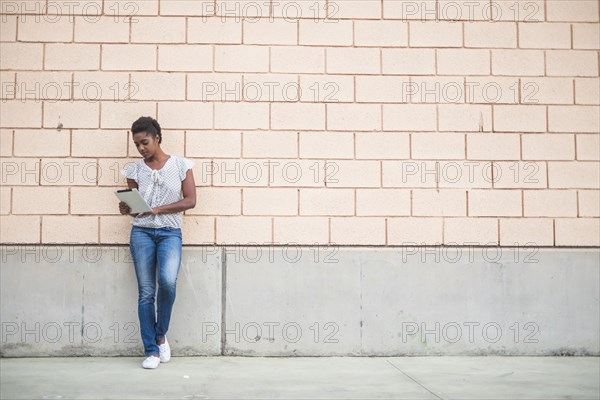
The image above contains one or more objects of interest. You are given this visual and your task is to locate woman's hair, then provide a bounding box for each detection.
[131,116,162,144]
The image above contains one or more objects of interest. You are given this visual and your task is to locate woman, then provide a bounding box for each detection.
[118,116,196,369]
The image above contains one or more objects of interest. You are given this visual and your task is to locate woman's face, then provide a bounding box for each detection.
[132,131,159,159]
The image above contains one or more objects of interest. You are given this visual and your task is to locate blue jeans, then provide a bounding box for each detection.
[129,226,182,357]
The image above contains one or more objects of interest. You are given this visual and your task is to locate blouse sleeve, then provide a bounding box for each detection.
[179,157,195,181]
[120,162,138,182]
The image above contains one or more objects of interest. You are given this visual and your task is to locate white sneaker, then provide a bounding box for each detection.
[159,336,171,363]
[142,355,160,369]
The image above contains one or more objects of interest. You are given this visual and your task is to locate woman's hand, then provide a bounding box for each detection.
[119,201,132,215]
[135,208,160,218]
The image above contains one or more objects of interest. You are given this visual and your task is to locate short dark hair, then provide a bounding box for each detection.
[131,116,162,144]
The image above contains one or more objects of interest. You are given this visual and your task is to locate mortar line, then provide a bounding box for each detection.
[386,360,445,400]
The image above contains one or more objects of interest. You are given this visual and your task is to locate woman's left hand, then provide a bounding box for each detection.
[135,208,160,218]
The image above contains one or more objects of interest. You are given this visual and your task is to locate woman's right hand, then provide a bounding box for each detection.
[119,201,132,215]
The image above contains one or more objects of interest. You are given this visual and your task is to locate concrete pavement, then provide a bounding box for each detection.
[1,356,599,399]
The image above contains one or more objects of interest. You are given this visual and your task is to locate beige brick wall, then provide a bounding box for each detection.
[0,0,598,246]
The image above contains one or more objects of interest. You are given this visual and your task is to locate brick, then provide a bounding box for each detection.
[324,160,380,188]
[524,190,577,217]
[215,45,269,72]
[409,77,465,103]
[99,216,132,244]
[500,218,553,246]
[548,106,600,133]
[334,0,381,19]
[328,104,381,131]
[492,50,544,76]
[102,44,156,71]
[75,16,129,43]
[518,23,571,49]
[1,72,15,100]
[382,160,438,188]
[0,129,13,156]
[355,20,408,46]
[215,0,270,18]
[577,134,600,160]
[0,216,40,243]
[438,104,492,132]
[355,133,410,160]
[413,189,467,216]
[573,24,600,49]
[14,129,70,156]
[356,76,411,103]
[464,22,517,48]
[130,72,186,101]
[71,187,121,214]
[382,49,435,75]
[40,158,98,186]
[490,0,544,22]
[12,187,68,214]
[493,162,547,189]
[467,133,520,160]
[299,189,354,216]
[410,21,462,47]
[272,103,324,130]
[269,160,326,188]
[0,101,42,128]
[43,101,99,129]
[331,217,385,245]
[437,49,490,75]
[546,51,599,77]
[549,162,600,189]
[212,159,270,187]
[188,17,242,44]
[16,71,72,101]
[45,44,100,70]
[17,15,73,42]
[575,78,600,104]
[243,18,297,45]
[242,73,299,102]
[100,101,155,129]
[327,48,380,74]
[243,131,297,158]
[273,217,328,244]
[522,134,574,160]
[465,77,520,104]
[271,0,326,19]
[520,78,573,105]
[555,218,600,246]
[104,1,158,16]
[73,71,130,101]
[187,73,242,101]
[388,217,443,245]
[216,216,272,244]
[299,20,353,46]
[159,130,185,157]
[186,131,240,158]
[469,189,521,217]
[444,217,498,245]
[243,188,297,216]
[0,158,40,185]
[383,104,436,131]
[159,0,214,16]
[412,133,465,159]
[99,159,135,186]
[0,15,17,41]
[0,43,43,70]
[42,216,98,243]
[0,186,10,214]
[299,74,354,102]
[437,0,491,21]
[299,132,353,159]
[494,105,547,132]
[271,46,325,73]
[184,187,240,216]
[72,130,128,157]
[158,45,213,71]
[579,190,600,217]
[356,189,410,216]
[383,0,437,20]
[437,161,493,189]
[159,102,213,129]
[131,17,185,43]
[546,0,599,22]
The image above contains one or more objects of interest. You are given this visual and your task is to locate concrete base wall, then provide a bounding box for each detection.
[1,246,599,357]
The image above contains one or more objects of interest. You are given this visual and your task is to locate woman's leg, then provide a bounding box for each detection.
[129,226,160,357]
[155,228,183,342]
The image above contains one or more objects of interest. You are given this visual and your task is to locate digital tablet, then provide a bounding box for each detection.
[114,188,152,214]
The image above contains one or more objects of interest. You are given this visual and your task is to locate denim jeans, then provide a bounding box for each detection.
[129,225,182,357]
